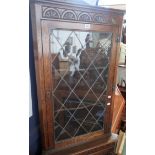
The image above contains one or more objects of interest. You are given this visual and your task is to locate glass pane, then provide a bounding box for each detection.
[50,29,113,142]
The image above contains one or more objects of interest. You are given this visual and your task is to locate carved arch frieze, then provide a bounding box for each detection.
[78,13,92,22]
[43,8,60,19]
[62,10,77,20]
[42,6,113,24]
[93,14,107,23]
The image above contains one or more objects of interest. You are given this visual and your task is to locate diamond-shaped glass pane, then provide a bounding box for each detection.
[50,29,112,142]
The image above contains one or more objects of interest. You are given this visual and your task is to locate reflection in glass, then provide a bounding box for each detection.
[50,30,113,142]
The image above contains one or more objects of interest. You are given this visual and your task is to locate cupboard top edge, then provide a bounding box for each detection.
[30,0,125,16]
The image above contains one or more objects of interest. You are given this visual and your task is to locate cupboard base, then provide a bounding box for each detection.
[42,133,118,155]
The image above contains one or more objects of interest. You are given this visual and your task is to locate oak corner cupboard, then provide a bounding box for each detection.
[30,0,125,154]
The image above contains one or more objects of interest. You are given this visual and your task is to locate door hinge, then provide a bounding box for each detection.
[116,35,120,43]
[112,85,116,92]
[46,90,51,100]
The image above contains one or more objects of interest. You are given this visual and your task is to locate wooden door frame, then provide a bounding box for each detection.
[41,20,119,149]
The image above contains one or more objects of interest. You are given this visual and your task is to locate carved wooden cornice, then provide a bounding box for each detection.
[42,6,116,24]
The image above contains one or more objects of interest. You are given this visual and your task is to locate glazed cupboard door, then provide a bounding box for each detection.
[41,20,119,149]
